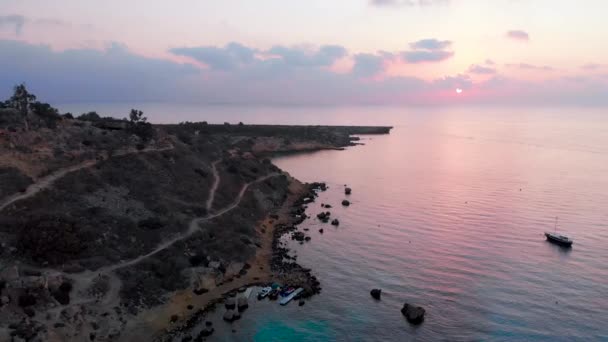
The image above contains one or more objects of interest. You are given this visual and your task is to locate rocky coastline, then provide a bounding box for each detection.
[0,103,392,341]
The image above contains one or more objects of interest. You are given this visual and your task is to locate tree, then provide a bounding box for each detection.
[129,109,147,124]
[77,111,101,122]
[8,84,36,131]
[127,109,154,141]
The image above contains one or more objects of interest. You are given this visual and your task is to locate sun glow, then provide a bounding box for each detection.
[456,88,463,94]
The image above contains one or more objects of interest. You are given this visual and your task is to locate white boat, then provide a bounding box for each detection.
[279,288,304,306]
[257,287,272,300]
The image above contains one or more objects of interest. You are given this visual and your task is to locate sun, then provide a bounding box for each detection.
[456,88,463,94]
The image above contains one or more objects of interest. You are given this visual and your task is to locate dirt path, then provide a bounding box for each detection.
[120,176,307,341]
[204,159,222,212]
[0,145,173,212]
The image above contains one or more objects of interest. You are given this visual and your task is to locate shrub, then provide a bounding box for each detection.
[17,215,87,264]
[77,112,101,122]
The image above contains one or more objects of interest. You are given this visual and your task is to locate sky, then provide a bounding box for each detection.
[0,0,607,105]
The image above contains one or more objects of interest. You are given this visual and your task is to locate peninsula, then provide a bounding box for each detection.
[0,86,391,341]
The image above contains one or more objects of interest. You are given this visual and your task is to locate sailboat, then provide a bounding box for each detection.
[545,217,573,247]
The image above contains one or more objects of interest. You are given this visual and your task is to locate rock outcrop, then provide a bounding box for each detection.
[401,303,425,325]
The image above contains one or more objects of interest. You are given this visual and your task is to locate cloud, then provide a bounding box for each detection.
[485,59,496,65]
[581,63,603,70]
[506,63,554,71]
[401,38,454,63]
[267,44,347,67]
[506,30,530,41]
[170,42,257,71]
[409,39,451,50]
[352,53,385,77]
[0,40,199,103]
[2,39,607,107]
[0,15,25,35]
[433,74,472,90]
[468,64,496,75]
[402,50,453,63]
[370,0,449,7]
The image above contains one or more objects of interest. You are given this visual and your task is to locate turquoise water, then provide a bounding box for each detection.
[75,104,606,341]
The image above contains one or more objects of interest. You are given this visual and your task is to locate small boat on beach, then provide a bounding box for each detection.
[257,287,272,300]
[268,289,279,300]
[280,288,304,306]
[545,217,573,247]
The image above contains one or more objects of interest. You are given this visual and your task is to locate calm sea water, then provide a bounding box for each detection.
[62,104,608,341]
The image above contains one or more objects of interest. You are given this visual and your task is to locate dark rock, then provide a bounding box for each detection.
[319,229,324,233]
[370,289,381,300]
[193,288,208,295]
[331,219,340,226]
[223,310,235,322]
[52,290,70,305]
[182,336,192,342]
[198,327,214,337]
[24,307,35,317]
[345,187,352,195]
[225,298,236,310]
[18,293,36,307]
[237,297,249,311]
[187,305,193,310]
[299,300,305,306]
[170,314,179,323]
[205,321,213,327]
[90,332,96,341]
[304,236,311,242]
[401,303,425,325]
[341,200,350,206]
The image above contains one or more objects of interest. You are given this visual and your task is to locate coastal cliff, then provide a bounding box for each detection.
[0,105,391,341]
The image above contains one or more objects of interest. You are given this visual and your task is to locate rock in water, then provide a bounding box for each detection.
[401,303,425,325]
[299,300,305,306]
[370,289,382,300]
[223,310,235,322]
[237,297,249,311]
[331,219,340,226]
[225,298,236,310]
[345,187,352,195]
[198,326,214,337]
[342,200,350,207]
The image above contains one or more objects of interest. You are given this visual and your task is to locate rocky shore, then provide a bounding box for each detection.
[0,102,392,341]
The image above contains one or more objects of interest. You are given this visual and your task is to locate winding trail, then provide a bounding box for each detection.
[0,145,174,212]
[204,159,222,212]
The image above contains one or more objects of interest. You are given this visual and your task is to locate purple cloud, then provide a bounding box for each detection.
[506,30,530,41]
[468,64,496,74]
[170,42,257,71]
[506,63,554,71]
[402,50,453,63]
[0,15,25,35]
[410,39,451,50]
[352,53,385,77]
[267,44,347,67]
[401,38,454,63]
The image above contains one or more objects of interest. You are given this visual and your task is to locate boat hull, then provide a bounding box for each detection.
[545,233,573,247]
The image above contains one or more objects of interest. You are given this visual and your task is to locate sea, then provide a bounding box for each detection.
[59,104,608,341]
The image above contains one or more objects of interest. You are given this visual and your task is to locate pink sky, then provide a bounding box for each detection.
[0,0,607,105]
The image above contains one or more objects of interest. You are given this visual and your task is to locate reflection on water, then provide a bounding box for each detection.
[192,106,608,341]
